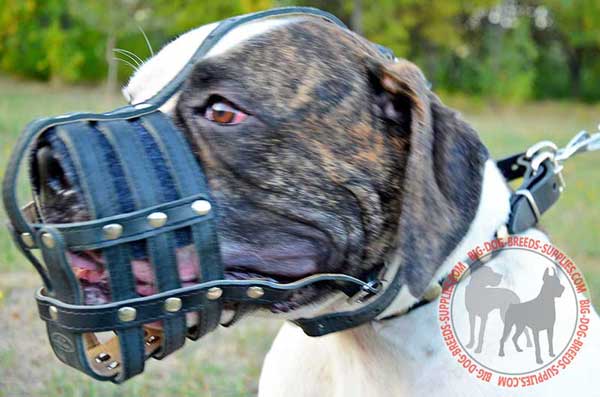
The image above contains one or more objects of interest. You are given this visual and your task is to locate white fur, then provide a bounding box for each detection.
[124,17,295,113]
[259,161,600,397]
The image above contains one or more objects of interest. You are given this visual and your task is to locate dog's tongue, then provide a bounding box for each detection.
[68,245,201,304]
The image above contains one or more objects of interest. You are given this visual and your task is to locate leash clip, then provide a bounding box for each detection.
[555,130,600,163]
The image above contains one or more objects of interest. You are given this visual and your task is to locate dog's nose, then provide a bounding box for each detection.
[35,145,71,204]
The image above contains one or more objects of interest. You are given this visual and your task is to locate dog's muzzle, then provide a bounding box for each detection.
[1,7,399,383]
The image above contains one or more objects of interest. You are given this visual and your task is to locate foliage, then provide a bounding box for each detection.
[0,0,105,83]
[0,0,599,101]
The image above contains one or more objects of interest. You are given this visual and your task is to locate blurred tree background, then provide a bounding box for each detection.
[0,0,598,102]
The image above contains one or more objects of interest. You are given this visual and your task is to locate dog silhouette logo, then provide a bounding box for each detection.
[499,268,565,364]
[464,265,533,354]
[438,240,589,386]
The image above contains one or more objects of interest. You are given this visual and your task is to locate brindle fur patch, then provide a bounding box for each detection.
[175,18,487,296]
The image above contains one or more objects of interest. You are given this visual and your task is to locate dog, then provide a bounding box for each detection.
[499,268,565,364]
[32,13,600,397]
[464,265,531,354]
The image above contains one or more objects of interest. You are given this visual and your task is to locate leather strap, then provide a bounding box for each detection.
[100,120,187,359]
[141,113,224,339]
[496,153,563,234]
[36,274,370,332]
[60,122,147,380]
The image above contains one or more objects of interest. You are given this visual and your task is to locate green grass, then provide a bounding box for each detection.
[0,78,599,396]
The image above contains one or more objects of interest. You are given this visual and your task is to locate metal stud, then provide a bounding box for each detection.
[95,352,111,363]
[206,287,223,300]
[107,361,120,370]
[191,200,211,216]
[49,305,58,320]
[21,232,34,248]
[147,212,168,228]
[423,283,442,302]
[496,224,509,244]
[102,224,123,240]
[164,297,182,313]
[117,307,137,322]
[246,286,264,299]
[41,232,55,249]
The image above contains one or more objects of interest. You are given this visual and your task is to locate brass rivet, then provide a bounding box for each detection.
[49,305,58,320]
[102,224,123,240]
[147,212,168,228]
[41,232,55,249]
[118,307,137,322]
[191,200,211,216]
[247,286,264,299]
[21,232,35,248]
[164,297,182,313]
[95,352,111,363]
[206,287,223,300]
[107,361,120,370]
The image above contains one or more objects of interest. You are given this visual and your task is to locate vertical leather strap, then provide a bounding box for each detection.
[98,120,187,358]
[141,113,223,338]
[57,124,146,381]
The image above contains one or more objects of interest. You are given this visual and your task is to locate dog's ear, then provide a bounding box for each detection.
[544,268,550,280]
[368,58,489,298]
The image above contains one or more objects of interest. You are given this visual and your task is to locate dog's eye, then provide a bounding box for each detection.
[203,99,247,125]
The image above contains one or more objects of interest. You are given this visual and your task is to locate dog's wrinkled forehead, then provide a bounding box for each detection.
[124,16,299,111]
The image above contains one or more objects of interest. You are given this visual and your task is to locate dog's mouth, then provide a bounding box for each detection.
[68,237,328,317]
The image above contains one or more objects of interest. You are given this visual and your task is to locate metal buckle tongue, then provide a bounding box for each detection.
[351,279,383,303]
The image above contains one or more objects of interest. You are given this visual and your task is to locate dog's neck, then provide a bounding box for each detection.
[293,159,515,394]
[375,159,512,319]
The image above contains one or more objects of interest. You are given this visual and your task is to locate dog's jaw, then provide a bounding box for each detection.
[123,17,296,113]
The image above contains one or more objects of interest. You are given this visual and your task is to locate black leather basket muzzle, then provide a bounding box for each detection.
[5,102,226,382]
[2,7,399,383]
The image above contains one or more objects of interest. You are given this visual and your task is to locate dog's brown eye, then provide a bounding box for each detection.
[204,101,247,125]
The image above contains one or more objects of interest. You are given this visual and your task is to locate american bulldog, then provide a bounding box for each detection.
[36,13,600,397]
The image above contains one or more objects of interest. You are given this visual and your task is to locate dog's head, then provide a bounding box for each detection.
[469,265,503,288]
[33,16,487,316]
[542,268,565,298]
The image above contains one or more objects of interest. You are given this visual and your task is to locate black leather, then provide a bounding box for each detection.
[496,154,563,234]
[36,274,369,332]
[507,159,562,234]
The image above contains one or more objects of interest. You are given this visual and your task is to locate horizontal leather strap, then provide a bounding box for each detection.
[27,193,212,251]
[36,273,370,332]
